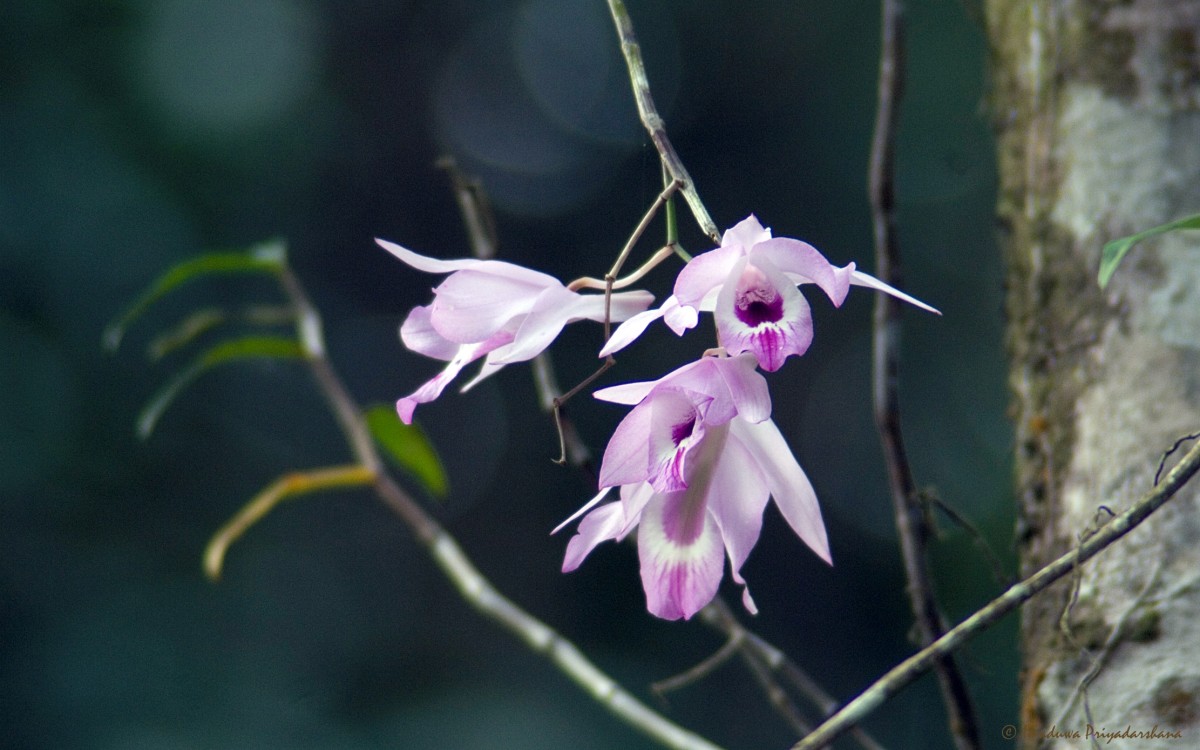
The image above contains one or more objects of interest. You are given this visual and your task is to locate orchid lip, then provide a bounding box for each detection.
[735,295,784,326]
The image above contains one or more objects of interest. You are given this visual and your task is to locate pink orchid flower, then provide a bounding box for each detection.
[378,239,655,423]
[555,354,830,620]
[600,215,939,371]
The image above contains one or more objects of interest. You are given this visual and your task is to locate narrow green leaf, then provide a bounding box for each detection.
[137,335,304,439]
[148,308,227,361]
[105,240,287,351]
[147,304,297,361]
[364,404,449,498]
[1099,213,1200,289]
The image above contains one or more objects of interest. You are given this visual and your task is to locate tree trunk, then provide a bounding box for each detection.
[987,1,1200,746]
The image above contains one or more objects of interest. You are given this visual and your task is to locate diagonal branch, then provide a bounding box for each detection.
[867,1,979,748]
[791,436,1200,749]
[273,262,725,750]
[607,0,720,243]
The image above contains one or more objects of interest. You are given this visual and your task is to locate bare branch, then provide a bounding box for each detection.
[790,436,1200,749]
[606,0,719,243]
[867,1,979,747]
[267,265,728,750]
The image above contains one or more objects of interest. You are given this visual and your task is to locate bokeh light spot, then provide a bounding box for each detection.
[133,0,319,139]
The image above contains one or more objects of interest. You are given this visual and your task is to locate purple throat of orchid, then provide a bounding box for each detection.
[734,286,783,327]
[671,415,697,446]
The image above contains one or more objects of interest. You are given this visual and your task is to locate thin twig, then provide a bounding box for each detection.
[530,353,593,471]
[924,490,1014,588]
[1155,432,1200,485]
[652,633,744,700]
[606,0,719,243]
[551,179,683,464]
[271,267,725,750]
[436,156,498,259]
[699,598,888,750]
[1050,559,1163,731]
[867,1,979,747]
[790,436,1200,749]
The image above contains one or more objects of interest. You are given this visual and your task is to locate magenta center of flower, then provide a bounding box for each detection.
[734,284,782,327]
[671,415,697,446]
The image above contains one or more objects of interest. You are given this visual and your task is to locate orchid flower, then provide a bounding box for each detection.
[378,239,654,423]
[555,354,830,620]
[600,215,939,371]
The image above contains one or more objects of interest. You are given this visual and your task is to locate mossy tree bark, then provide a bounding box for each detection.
[986,1,1200,746]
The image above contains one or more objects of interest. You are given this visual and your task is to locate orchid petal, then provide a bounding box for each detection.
[720,215,772,250]
[598,306,664,357]
[638,492,725,620]
[618,481,656,522]
[429,269,546,343]
[715,256,813,372]
[730,418,831,564]
[662,294,700,335]
[554,486,614,536]
[753,237,853,307]
[396,351,474,424]
[562,501,626,572]
[704,354,771,424]
[707,435,770,612]
[487,286,578,364]
[593,376,666,405]
[646,390,709,493]
[850,269,941,315]
[568,289,656,325]
[599,399,657,488]
[376,238,558,286]
[458,357,506,392]
[399,305,459,361]
[672,242,744,311]
[595,355,769,425]
[395,332,512,424]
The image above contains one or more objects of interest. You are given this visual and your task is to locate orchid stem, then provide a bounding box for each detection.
[606,0,719,243]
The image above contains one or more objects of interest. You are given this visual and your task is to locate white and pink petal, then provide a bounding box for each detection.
[395,331,514,424]
[730,418,831,565]
[705,436,770,613]
[720,215,773,251]
[428,269,546,343]
[850,269,941,314]
[561,500,626,573]
[637,492,726,621]
[715,257,813,372]
[399,305,460,361]
[753,238,853,307]
[376,238,558,285]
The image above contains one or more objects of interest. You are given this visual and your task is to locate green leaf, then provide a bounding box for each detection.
[147,304,297,361]
[364,404,449,498]
[148,307,227,361]
[137,335,304,439]
[1099,213,1200,289]
[104,240,287,351]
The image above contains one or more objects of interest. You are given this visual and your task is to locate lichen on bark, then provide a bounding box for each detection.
[987,0,1200,746]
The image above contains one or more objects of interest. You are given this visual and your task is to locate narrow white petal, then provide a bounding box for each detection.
[850,269,941,315]
[553,486,614,535]
[730,418,831,565]
[598,306,665,357]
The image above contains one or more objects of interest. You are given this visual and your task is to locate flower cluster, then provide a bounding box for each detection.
[381,215,937,620]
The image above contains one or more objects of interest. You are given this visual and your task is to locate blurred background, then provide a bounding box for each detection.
[0,1,1012,748]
